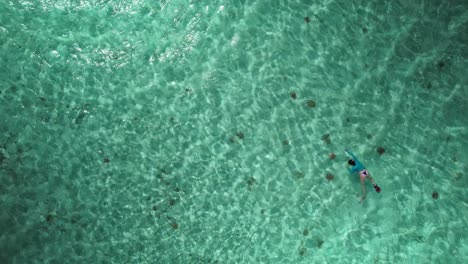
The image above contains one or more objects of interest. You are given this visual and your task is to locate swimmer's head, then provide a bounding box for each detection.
[348,159,355,166]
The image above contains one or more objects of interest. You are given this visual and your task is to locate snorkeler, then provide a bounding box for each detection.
[345,149,381,202]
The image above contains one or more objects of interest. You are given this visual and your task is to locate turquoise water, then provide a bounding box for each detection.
[1,0,467,263]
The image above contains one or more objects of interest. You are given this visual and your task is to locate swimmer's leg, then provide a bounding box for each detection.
[368,174,381,193]
[360,178,366,202]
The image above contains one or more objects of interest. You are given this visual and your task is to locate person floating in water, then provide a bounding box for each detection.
[345,149,381,202]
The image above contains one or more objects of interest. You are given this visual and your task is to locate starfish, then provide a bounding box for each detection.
[290,92,297,100]
[377,147,385,155]
[307,100,316,108]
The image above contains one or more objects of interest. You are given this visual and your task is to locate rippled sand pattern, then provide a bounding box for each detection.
[0,0,467,263]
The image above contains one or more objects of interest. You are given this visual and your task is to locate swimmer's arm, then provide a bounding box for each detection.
[345,149,358,160]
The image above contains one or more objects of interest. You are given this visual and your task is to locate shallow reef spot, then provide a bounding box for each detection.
[306,100,316,108]
[362,27,368,33]
[9,85,17,93]
[326,172,334,181]
[0,152,5,164]
[46,214,53,222]
[304,17,310,23]
[321,134,331,144]
[290,92,297,100]
[260,209,265,214]
[152,205,158,211]
[283,139,290,146]
[437,61,445,69]
[75,111,86,125]
[295,171,305,179]
[168,198,177,207]
[432,191,439,200]
[247,177,256,186]
[299,247,307,256]
[377,147,385,155]
[236,132,245,140]
[317,239,324,248]
[367,134,373,139]
[156,173,165,181]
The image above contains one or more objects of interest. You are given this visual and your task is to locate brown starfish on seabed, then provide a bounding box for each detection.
[290,92,297,100]
[326,173,334,181]
[377,147,385,155]
[432,191,439,200]
[329,153,336,160]
[306,100,316,108]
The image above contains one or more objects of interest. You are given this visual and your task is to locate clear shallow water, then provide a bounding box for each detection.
[1,0,467,263]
